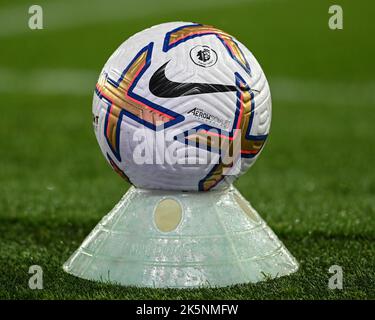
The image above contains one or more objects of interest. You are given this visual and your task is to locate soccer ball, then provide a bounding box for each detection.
[92,22,271,191]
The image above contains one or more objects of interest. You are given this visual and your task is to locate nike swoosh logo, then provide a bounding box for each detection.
[149,61,237,98]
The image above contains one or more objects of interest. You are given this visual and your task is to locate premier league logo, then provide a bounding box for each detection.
[197,47,211,62]
[190,45,218,67]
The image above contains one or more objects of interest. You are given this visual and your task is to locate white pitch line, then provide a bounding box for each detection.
[0,67,97,96]
[269,76,375,107]
[0,0,263,38]
[0,67,373,107]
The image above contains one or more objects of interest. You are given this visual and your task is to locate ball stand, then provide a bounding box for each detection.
[63,185,298,288]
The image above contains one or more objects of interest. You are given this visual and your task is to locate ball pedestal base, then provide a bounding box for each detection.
[63,185,298,288]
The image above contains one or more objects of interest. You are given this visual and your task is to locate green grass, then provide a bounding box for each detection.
[1,0,374,299]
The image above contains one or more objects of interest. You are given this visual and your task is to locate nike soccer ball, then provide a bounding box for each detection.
[92,22,271,191]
